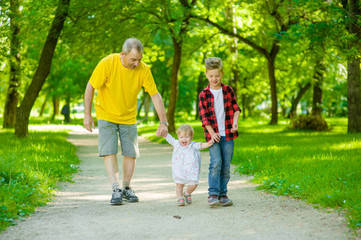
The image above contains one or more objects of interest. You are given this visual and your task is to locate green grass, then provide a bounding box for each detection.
[0,129,80,231]
[138,118,361,230]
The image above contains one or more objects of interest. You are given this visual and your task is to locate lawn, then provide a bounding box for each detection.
[0,128,80,231]
[138,118,361,230]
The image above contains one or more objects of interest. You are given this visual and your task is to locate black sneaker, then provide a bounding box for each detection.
[110,189,123,205]
[122,187,139,202]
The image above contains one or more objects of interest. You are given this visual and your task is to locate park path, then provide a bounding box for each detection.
[1,127,354,240]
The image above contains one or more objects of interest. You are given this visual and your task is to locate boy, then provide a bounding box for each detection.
[198,57,241,207]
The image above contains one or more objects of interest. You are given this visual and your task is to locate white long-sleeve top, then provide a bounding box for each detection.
[165,134,202,185]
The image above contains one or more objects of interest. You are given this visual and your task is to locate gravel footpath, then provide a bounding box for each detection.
[0,127,356,240]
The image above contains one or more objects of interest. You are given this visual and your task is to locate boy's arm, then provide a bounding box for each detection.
[231,111,241,133]
[205,125,221,143]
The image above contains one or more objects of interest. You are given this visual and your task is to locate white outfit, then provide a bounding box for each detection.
[165,134,202,185]
[210,88,226,136]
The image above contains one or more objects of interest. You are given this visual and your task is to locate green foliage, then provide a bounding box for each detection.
[0,130,80,231]
[290,115,330,131]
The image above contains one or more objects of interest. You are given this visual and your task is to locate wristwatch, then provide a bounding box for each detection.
[160,121,169,127]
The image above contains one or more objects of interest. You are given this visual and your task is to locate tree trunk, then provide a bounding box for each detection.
[267,46,279,125]
[226,0,238,96]
[39,94,48,117]
[52,96,59,120]
[347,0,361,133]
[288,82,311,118]
[165,0,196,132]
[143,93,150,122]
[242,77,247,119]
[195,71,206,120]
[312,59,325,117]
[3,0,21,128]
[196,13,286,125]
[15,0,70,138]
[231,68,239,100]
[347,59,361,132]
[137,94,144,118]
[167,39,182,133]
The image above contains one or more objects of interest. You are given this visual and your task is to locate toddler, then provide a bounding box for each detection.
[164,124,213,206]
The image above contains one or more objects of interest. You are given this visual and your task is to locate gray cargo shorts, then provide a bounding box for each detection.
[98,120,139,158]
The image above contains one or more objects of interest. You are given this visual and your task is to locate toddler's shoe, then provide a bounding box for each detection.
[177,197,185,206]
[208,195,220,207]
[219,195,233,207]
[184,192,192,204]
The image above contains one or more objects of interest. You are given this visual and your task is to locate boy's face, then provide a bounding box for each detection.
[205,69,224,89]
[178,131,192,147]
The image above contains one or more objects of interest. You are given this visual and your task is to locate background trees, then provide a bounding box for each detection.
[1,0,360,135]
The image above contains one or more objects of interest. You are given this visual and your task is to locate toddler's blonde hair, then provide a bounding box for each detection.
[176,124,194,138]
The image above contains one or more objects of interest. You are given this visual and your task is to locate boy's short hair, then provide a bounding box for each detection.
[176,124,194,137]
[205,57,223,71]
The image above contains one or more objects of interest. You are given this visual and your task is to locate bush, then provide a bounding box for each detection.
[290,115,330,131]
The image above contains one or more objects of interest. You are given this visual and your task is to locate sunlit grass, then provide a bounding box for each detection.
[139,117,361,230]
[0,130,80,231]
[233,118,361,230]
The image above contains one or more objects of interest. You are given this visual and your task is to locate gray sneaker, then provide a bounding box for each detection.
[219,195,233,207]
[208,195,220,207]
[110,189,123,205]
[122,187,139,202]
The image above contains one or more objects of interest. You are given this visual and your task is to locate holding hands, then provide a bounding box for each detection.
[210,131,221,143]
[201,139,214,149]
[156,121,169,137]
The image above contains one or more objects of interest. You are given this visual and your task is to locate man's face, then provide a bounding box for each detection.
[121,49,143,69]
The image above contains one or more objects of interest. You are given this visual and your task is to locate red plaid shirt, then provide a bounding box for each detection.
[198,83,241,142]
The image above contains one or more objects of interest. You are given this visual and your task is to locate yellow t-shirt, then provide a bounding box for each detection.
[89,53,158,124]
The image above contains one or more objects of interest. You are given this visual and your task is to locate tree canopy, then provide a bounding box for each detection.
[1,0,360,134]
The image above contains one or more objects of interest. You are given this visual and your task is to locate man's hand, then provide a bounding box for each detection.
[83,114,95,132]
[156,123,168,137]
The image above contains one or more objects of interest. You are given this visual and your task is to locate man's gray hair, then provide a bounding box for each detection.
[122,38,143,54]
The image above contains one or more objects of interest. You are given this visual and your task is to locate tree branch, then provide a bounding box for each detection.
[192,15,269,57]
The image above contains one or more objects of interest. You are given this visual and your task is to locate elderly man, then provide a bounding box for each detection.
[83,38,168,205]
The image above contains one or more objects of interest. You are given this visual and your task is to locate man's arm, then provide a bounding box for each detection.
[83,82,95,132]
[150,93,168,137]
